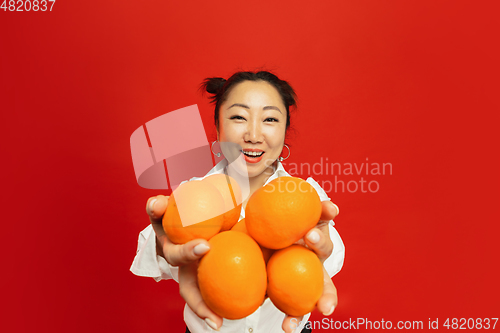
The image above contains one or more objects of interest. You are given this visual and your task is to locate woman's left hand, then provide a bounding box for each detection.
[282,200,340,333]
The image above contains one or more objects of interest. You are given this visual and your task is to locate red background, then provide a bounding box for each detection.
[1,1,499,332]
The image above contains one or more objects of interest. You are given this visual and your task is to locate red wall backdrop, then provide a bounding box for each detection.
[1,1,499,332]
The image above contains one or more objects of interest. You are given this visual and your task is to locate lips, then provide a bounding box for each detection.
[241,149,264,163]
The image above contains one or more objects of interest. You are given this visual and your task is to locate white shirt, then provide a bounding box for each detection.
[130,159,345,333]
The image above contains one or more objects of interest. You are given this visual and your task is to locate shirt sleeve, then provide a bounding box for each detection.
[130,179,197,283]
[129,224,180,283]
[306,177,346,278]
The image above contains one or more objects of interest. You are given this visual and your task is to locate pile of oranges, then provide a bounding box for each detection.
[162,174,324,319]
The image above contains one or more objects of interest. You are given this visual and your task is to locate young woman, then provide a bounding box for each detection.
[131,71,345,333]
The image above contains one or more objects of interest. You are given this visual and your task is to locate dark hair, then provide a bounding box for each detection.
[200,71,297,132]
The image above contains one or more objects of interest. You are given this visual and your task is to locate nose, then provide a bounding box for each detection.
[244,119,263,143]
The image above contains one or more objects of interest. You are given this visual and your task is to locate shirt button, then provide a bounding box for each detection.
[249,329,253,333]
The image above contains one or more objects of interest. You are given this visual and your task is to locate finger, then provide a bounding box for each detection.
[293,238,306,246]
[151,222,171,258]
[179,262,223,331]
[146,195,169,224]
[166,239,211,266]
[317,267,338,316]
[151,221,211,266]
[149,198,172,260]
[282,315,304,333]
[315,219,331,236]
[319,200,339,221]
[304,227,333,262]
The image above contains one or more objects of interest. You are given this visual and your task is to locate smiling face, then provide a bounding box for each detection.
[217,80,287,182]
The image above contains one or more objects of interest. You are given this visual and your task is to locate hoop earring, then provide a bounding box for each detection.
[278,144,290,162]
[211,141,221,157]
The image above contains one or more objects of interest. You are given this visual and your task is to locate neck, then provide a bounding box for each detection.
[248,160,277,193]
[225,160,278,208]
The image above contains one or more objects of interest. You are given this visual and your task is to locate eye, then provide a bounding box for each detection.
[230,115,246,121]
[265,117,279,122]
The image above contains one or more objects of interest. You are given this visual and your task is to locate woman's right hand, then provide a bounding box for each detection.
[146,195,223,331]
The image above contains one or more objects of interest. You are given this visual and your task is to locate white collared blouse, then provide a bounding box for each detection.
[130,159,345,333]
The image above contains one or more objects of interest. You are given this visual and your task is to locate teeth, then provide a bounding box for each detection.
[242,150,264,157]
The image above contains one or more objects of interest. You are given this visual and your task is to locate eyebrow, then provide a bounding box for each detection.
[228,103,282,114]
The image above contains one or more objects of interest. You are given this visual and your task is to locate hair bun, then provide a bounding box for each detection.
[205,77,226,94]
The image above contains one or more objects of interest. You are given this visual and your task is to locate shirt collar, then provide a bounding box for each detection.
[204,158,228,177]
[264,159,290,185]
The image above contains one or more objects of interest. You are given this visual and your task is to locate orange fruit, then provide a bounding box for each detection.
[260,246,275,265]
[203,174,242,231]
[246,177,322,249]
[267,245,324,316]
[231,218,275,264]
[198,231,267,319]
[162,180,224,244]
[231,218,248,234]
